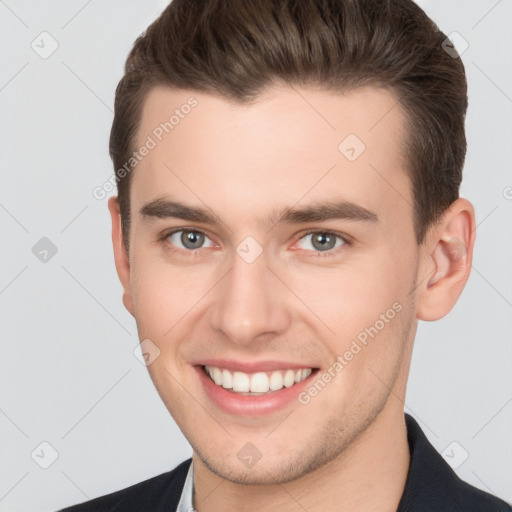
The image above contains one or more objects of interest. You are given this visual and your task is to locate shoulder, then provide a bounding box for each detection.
[400,414,511,511]
[401,454,512,512]
[451,476,512,511]
[418,436,511,511]
[56,458,192,512]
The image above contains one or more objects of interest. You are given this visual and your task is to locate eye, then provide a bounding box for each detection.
[164,229,215,251]
[295,230,346,256]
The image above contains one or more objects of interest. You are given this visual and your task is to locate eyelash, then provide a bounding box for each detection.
[299,229,349,257]
[157,228,350,258]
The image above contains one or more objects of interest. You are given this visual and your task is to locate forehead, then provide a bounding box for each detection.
[131,84,412,231]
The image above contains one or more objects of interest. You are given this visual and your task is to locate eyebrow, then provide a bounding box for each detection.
[139,198,378,226]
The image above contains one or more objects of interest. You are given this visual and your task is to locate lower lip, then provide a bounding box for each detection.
[195,365,318,417]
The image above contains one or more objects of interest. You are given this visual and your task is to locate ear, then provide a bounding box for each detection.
[416,198,476,321]
[108,196,134,317]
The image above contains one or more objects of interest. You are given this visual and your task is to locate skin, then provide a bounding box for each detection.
[108,84,475,512]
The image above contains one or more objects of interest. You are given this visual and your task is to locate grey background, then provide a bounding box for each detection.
[1,1,511,511]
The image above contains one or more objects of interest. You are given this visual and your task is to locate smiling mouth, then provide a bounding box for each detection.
[202,365,318,395]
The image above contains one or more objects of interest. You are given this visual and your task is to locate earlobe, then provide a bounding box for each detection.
[107,196,135,317]
[416,198,475,321]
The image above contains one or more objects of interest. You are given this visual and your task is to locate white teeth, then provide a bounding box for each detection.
[204,365,313,394]
[302,368,312,380]
[250,372,269,392]
[232,371,250,392]
[283,369,295,388]
[269,371,283,391]
[221,369,233,389]
[212,367,222,386]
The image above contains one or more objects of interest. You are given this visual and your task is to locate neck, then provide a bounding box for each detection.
[192,404,410,512]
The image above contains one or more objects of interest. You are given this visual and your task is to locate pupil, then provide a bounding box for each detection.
[183,231,204,249]
[313,233,335,251]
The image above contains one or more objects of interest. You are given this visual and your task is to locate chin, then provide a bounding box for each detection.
[192,438,338,486]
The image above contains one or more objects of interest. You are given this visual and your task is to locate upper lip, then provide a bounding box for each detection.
[195,359,317,373]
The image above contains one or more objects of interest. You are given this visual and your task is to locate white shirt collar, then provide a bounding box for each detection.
[176,459,194,512]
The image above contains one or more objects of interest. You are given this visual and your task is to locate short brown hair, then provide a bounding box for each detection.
[109,0,468,253]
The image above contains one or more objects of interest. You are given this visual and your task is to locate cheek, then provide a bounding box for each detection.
[129,255,180,336]
[286,250,414,390]
[129,251,218,338]
[288,249,413,335]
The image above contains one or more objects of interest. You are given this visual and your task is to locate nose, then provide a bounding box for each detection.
[208,249,291,346]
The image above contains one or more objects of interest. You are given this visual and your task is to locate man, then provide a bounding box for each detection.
[59,0,511,510]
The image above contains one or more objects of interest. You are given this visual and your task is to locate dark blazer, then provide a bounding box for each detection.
[57,414,511,511]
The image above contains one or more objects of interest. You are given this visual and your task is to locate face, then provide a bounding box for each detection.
[115,84,424,484]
